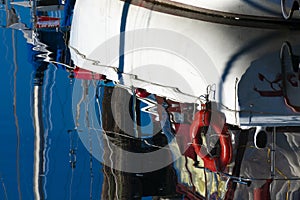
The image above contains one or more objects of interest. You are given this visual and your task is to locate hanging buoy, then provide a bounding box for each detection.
[190,104,232,172]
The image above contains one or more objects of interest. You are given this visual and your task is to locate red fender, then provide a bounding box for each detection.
[135,88,150,98]
[190,109,232,172]
[74,67,106,80]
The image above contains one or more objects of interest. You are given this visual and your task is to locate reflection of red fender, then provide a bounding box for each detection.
[135,88,150,98]
[253,179,272,200]
[74,67,106,80]
[190,109,232,172]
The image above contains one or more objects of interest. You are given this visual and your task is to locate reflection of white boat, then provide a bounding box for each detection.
[69,2,300,199]
[238,41,300,126]
[165,0,282,18]
[70,0,300,126]
[280,42,300,112]
[9,0,66,29]
[71,0,300,22]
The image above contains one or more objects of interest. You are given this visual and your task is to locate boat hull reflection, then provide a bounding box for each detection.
[70,0,300,126]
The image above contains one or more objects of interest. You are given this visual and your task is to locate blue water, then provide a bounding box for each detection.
[2,1,300,200]
[1,32,93,200]
[0,11,105,200]
[0,3,155,199]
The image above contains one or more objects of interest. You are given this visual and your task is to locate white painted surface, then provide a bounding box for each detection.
[70,0,300,126]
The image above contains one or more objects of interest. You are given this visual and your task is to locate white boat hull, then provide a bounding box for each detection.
[70,0,300,126]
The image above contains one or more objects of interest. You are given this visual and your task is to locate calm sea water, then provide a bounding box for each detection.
[0,2,106,199]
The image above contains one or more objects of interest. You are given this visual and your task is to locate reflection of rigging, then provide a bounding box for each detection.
[30,39,73,200]
[3,1,23,198]
[2,0,79,199]
[31,53,57,200]
[67,129,78,200]
[12,0,299,198]
[72,72,209,199]
[33,77,45,200]
[28,14,74,200]
[0,175,8,200]
[97,85,179,199]
[71,62,300,199]
[12,26,22,200]
[1,0,19,28]
[73,79,104,199]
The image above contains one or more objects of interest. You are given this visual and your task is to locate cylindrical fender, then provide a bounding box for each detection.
[135,88,150,98]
